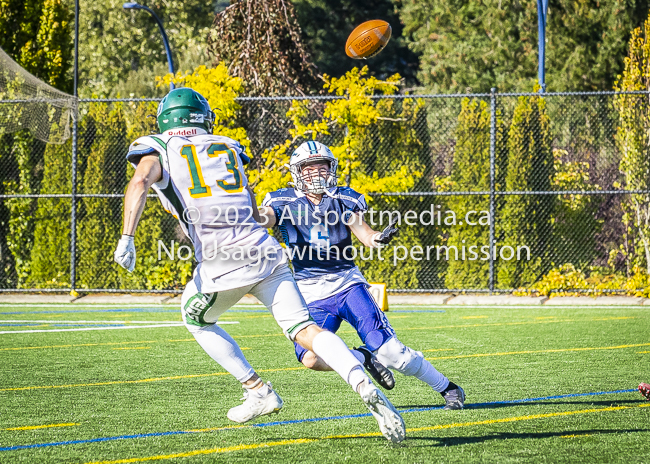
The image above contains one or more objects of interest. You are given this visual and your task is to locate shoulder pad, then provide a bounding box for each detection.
[127,135,168,163]
[261,188,298,206]
[331,187,367,212]
[336,186,363,199]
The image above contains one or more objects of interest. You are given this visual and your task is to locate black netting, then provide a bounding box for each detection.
[1,93,649,292]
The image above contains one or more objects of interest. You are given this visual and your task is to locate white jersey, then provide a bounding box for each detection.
[126,128,285,292]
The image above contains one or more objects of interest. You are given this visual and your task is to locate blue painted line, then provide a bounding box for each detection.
[0,431,192,451]
[0,324,43,328]
[396,389,639,414]
[0,388,639,452]
[390,310,446,313]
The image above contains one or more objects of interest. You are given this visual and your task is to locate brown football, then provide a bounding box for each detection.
[345,20,392,59]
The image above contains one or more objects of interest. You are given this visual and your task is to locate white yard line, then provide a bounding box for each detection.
[0,320,182,324]
[0,321,239,335]
[0,304,262,309]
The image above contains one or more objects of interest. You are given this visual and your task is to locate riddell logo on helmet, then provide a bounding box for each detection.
[165,127,199,136]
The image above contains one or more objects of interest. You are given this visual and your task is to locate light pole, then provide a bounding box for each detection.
[123,2,175,90]
[537,0,549,93]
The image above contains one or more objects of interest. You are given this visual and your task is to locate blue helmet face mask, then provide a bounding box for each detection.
[289,141,339,194]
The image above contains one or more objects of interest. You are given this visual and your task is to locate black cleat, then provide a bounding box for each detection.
[354,346,395,390]
[442,385,466,410]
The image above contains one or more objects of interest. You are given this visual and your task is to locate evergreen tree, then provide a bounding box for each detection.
[614,12,650,274]
[397,0,650,93]
[28,139,71,287]
[77,103,128,289]
[2,132,45,287]
[0,0,72,90]
[498,93,554,288]
[79,0,221,97]
[444,98,505,289]
[551,149,601,269]
[0,0,72,287]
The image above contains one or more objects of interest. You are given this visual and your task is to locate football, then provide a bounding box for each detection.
[345,20,392,59]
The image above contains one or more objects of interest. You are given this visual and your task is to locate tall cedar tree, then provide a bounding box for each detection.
[498,94,554,288]
[614,12,650,274]
[208,0,320,95]
[0,0,71,286]
[77,103,128,289]
[0,0,72,90]
[397,0,650,93]
[445,99,505,289]
[27,140,71,287]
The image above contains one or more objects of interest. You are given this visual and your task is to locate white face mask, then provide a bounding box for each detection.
[300,164,330,193]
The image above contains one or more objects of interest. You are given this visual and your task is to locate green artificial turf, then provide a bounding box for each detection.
[0,303,648,463]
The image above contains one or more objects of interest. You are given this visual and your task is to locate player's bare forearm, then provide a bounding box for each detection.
[257,206,277,228]
[122,155,162,236]
[349,213,381,248]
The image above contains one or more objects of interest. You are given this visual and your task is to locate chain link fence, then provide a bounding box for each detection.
[1,91,649,294]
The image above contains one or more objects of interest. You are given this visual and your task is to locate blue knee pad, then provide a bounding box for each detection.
[363,328,396,352]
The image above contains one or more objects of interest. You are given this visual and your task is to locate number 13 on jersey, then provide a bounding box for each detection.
[180,143,244,198]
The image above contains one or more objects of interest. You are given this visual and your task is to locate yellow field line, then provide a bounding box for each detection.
[81,403,650,464]
[4,422,81,430]
[425,342,650,361]
[0,316,636,352]
[112,347,151,351]
[396,316,635,333]
[185,424,250,433]
[0,340,159,351]
[5,422,79,431]
[0,367,306,392]
[84,439,318,464]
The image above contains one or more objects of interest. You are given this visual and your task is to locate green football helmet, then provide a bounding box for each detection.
[156,88,215,133]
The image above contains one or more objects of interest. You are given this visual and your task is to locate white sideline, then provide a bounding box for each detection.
[0,320,181,324]
[0,321,239,335]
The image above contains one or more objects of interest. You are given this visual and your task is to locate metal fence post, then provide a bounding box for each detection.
[70,0,79,293]
[70,106,78,292]
[489,88,497,294]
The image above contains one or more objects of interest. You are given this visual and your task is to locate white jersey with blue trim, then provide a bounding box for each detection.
[126,128,285,292]
[261,186,370,303]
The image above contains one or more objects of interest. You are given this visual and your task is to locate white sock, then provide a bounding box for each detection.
[189,324,256,382]
[311,331,368,390]
[415,360,450,392]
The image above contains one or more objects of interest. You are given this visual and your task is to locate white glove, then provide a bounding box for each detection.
[114,235,136,272]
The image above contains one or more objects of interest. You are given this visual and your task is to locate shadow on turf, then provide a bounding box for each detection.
[398,399,643,410]
[406,429,650,447]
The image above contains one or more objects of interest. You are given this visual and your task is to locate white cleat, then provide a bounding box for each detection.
[358,379,406,444]
[227,382,283,423]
